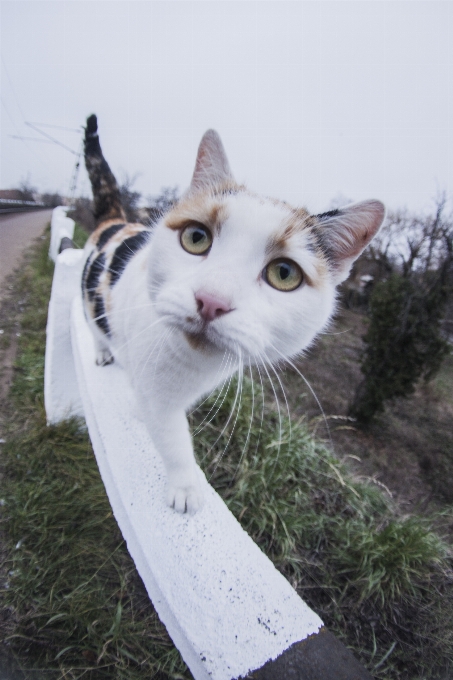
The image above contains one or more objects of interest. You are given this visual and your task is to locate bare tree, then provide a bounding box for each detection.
[119,173,142,223]
[17,175,38,202]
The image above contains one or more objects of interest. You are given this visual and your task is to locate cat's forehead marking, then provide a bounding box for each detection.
[265,208,312,255]
[165,193,229,234]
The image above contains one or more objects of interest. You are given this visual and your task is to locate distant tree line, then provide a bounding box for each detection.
[6,175,179,228]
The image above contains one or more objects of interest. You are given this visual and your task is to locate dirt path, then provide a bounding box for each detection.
[0,209,53,418]
[0,210,53,304]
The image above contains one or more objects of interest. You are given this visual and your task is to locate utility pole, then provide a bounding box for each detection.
[67,139,83,207]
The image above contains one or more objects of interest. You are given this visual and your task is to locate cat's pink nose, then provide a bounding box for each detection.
[195,291,232,322]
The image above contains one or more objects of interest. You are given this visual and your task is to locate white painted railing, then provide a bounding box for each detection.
[44,208,372,680]
[44,248,85,423]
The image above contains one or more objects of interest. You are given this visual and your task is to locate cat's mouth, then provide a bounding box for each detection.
[183,330,216,352]
[180,316,226,353]
[163,312,233,354]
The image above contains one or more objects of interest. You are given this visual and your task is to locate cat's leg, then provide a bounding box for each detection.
[91,327,114,366]
[141,401,203,514]
[96,346,114,366]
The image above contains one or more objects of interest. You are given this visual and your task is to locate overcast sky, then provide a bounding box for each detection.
[1,1,452,215]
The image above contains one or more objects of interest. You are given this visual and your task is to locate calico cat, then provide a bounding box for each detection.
[82,114,385,514]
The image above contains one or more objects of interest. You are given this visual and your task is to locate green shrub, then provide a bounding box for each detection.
[349,273,450,423]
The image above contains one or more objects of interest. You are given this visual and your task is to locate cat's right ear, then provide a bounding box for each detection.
[189,130,234,193]
[314,200,386,283]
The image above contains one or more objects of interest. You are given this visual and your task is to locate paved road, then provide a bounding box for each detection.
[0,209,53,300]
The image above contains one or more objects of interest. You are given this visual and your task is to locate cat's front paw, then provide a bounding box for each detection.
[167,477,204,515]
[95,349,114,366]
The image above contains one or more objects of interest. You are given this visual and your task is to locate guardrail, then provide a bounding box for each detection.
[0,199,49,214]
[44,208,373,680]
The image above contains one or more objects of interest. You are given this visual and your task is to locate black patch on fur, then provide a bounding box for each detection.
[81,252,93,298]
[93,294,111,336]
[85,253,106,302]
[109,231,151,287]
[315,208,340,221]
[311,209,343,263]
[96,223,126,250]
[311,225,336,263]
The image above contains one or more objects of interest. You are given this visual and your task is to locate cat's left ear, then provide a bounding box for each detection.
[314,200,385,283]
[189,130,234,193]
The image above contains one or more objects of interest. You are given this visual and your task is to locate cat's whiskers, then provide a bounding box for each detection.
[129,314,171,350]
[137,323,175,388]
[91,314,171,361]
[89,300,156,326]
[192,352,236,433]
[196,354,237,441]
[269,343,333,451]
[262,350,292,442]
[255,350,284,473]
[230,360,256,483]
[208,345,244,480]
[252,361,266,462]
[188,349,232,416]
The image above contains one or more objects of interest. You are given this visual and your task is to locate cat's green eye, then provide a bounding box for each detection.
[180,223,212,255]
[264,258,304,291]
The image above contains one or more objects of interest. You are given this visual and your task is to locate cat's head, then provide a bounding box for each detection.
[148,131,385,363]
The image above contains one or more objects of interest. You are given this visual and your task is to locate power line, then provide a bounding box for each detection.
[17,123,83,201]
[10,135,56,144]
[27,122,82,134]
[25,122,79,155]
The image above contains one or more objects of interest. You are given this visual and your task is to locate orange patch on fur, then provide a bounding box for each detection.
[165,194,229,234]
[266,209,311,256]
[118,224,147,239]
[89,219,124,247]
[91,222,149,254]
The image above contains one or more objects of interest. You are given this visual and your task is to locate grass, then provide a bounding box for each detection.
[196,378,453,678]
[1,226,453,679]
